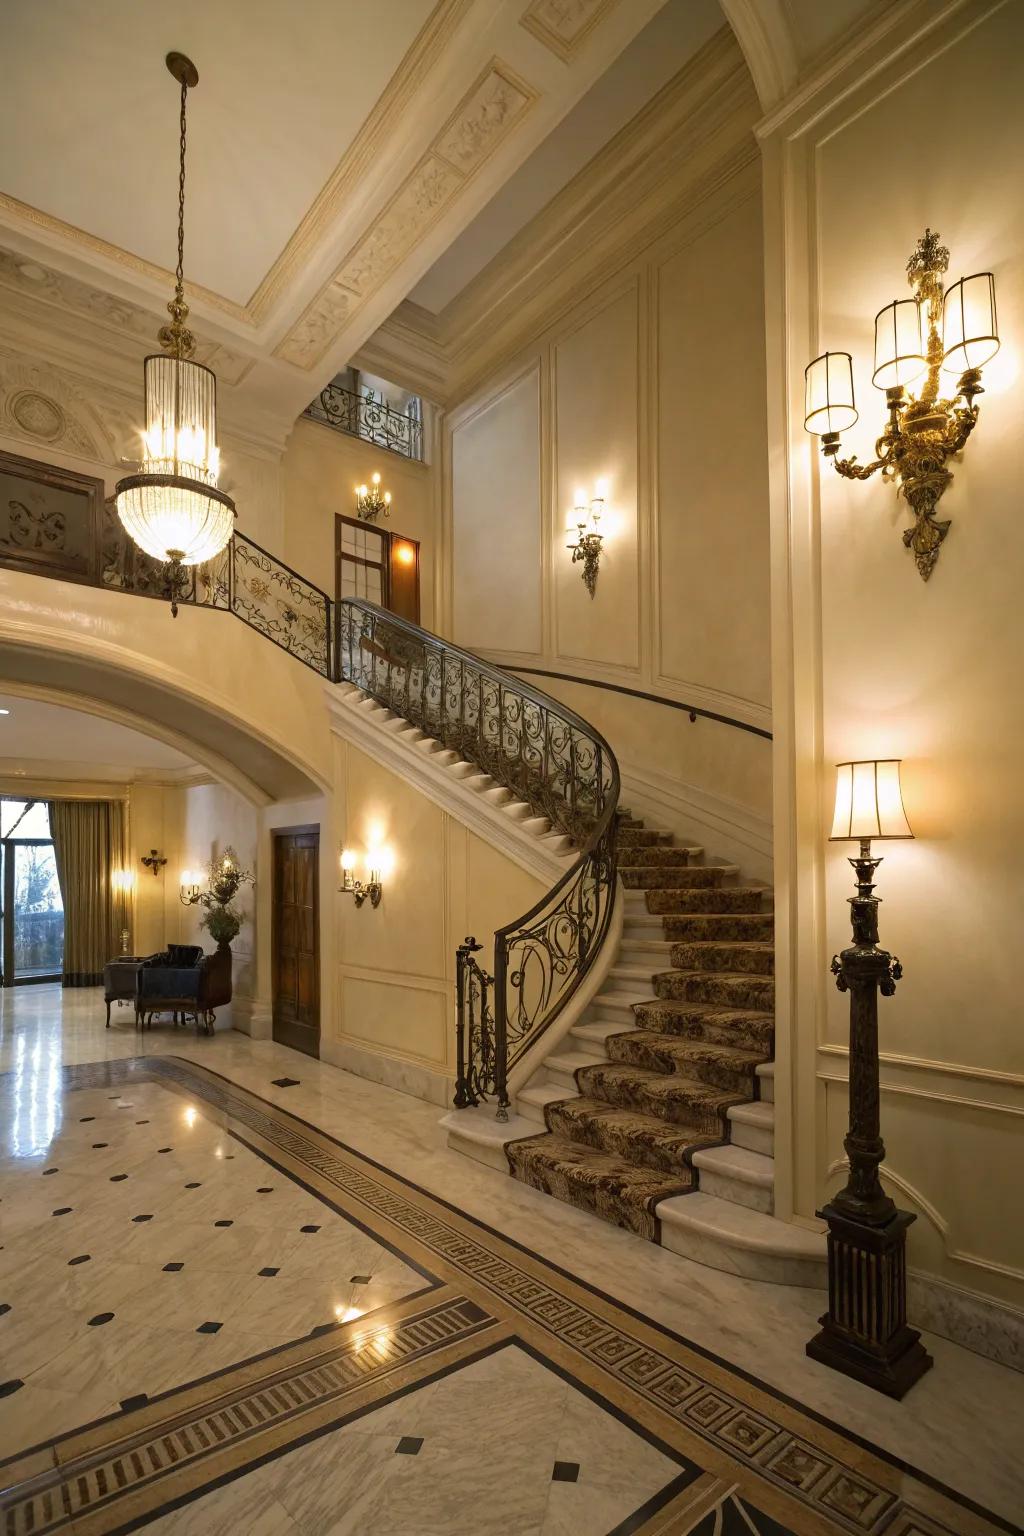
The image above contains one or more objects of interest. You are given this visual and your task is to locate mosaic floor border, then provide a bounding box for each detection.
[0,1056,1019,1536]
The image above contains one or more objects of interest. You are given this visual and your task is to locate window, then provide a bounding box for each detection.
[1,798,64,984]
[336,517,420,624]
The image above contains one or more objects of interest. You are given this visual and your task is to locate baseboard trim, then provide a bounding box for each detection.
[321,1036,453,1109]
[231,995,272,1041]
[908,1269,1024,1373]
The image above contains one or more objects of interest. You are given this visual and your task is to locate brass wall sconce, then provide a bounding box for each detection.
[807,759,932,1398]
[340,848,383,909]
[355,472,391,522]
[179,869,201,906]
[566,484,605,598]
[140,848,167,877]
[805,229,999,580]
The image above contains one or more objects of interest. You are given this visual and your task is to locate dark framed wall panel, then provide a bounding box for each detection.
[0,449,105,586]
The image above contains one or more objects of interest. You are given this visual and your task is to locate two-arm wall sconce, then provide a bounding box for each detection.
[340,848,383,909]
[140,848,167,877]
[355,472,391,522]
[805,229,999,580]
[179,870,201,906]
[566,483,605,598]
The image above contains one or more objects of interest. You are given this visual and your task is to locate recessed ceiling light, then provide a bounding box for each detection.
[16,261,47,283]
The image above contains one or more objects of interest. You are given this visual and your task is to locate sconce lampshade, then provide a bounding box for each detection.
[115,354,236,565]
[830,760,913,841]
[942,273,999,374]
[804,352,858,435]
[872,299,927,390]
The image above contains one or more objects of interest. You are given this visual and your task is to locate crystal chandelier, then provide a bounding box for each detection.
[114,52,235,616]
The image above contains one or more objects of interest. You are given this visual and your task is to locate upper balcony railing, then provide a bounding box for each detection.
[303,383,423,461]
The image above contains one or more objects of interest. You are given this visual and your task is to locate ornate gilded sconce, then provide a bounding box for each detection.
[566,484,605,598]
[140,848,167,877]
[805,230,1000,580]
[339,848,383,909]
[355,472,391,522]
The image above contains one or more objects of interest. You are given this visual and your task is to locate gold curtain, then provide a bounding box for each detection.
[49,800,129,987]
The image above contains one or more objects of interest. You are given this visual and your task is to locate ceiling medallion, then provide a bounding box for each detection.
[114,52,235,616]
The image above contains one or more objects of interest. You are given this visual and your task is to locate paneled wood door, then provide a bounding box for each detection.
[272,828,320,1058]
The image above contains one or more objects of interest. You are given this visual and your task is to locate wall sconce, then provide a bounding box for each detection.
[807,759,932,1398]
[179,869,202,906]
[566,483,605,598]
[805,229,999,581]
[355,472,391,522]
[140,848,167,877]
[339,848,383,909]
[111,869,136,898]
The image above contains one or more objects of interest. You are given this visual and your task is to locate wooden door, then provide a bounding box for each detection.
[272,828,320,1058]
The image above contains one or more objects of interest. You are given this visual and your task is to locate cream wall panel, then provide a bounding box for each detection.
[130,783,170,958]
[465,830,548,962]
[340,974,449,1067]
[554,285,640,671]
[174,783,259,1006]
[451,366,542,655]
[656,186,770,708]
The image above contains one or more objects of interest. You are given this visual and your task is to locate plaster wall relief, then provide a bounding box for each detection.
[520,0,621,60]
[276,64,535,371]
[0,350,118,464]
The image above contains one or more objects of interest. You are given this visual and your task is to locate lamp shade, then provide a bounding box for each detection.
[830,760,913,841]
[942,273,999,374]
[115,354,235,565]
[804,352,858,436]
[872,299,927,390]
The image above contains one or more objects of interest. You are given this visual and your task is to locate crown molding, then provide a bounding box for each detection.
[361,27,760,405]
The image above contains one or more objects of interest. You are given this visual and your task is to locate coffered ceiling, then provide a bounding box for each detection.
[0,0,678,435]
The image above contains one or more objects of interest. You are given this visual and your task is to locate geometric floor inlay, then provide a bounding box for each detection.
[0,1056,1017,1536]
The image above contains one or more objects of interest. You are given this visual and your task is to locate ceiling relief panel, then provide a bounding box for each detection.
[276,63,535,370]
[520,0,621,60]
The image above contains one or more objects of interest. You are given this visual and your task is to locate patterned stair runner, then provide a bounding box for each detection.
[506,812,774,1241]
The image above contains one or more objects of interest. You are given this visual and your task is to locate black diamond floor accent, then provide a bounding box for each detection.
[120,1393,149,1412]
[213,1219,233,1228]
[157,1147,172,1154]
[163,1262,185,1272]
[271,1077,300,1088]
[68,1254,91,1266]
[92,1143,109,1149]
[131,1214,153,1223]
[552,1462,580,1483]
[396,1437,423,1456]
[300,1225,320,1234]
[0,1304,10,1317]
[110,1174,128,1182]
[185,1182,202,1189]
[0,1380,24,1398]
[136,1119,149,1125]
[350,1274,372,1285]
[88,1313,114,1326]
[42,1167,59,1175]
[79,1117,94,1123]
[257,1187,273,1194]
[196,1321,222,1334]
[258,1267,279,1277]
[52,1207,72,1216]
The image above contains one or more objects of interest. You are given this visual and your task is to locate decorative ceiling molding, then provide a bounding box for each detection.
[359,29,758,404]
[717,0,798,110]
[0,248,255,387]
[275,61,537,371]
[520,0,622,61]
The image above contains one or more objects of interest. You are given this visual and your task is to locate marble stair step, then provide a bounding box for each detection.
[543,1048,605,1091]
[632,999,774,1054]
[574,1061,741,1136]
[727,1100,775,1156]
[519,814,553,836]
[605,1032,765,1095]
[669,940,774,976]
[607,964,662,990]
[756,1061,774,1103]
[505,1133,694,1241]
[622,914,669,939]
[662,912,774,942]
[517,1082,577,1124]
[691,1144,775,1215]
[620,865,739,891]
[571,1018,633,1049]
[546,1096,716,1177]
[618,939,676,964]
[656,1192,826,1285]
[589,990,653,1024]
[654,970,775,1011]
[643,887,768,915]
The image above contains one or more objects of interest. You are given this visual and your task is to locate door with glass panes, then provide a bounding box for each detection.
[0,799,64,985]
[335,516,420,624]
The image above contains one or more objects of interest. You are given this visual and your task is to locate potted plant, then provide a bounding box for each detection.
[194,847,254,952]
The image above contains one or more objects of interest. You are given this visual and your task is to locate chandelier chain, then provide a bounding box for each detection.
[159,73,195,359]
[176,79,187,299]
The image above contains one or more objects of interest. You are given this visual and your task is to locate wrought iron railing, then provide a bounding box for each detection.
[303,383,423,461]
[100,503,332,677]
[337,598,620,1118]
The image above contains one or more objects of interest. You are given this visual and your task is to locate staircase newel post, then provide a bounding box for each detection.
[493,938,510,1123]
[453,936,474,1109]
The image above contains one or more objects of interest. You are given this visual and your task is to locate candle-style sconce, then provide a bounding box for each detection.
[339,848,383,909]
[566,482,605,598]
[355,472,391,522]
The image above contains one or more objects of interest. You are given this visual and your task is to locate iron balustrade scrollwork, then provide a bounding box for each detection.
[304,383,423,462]
[336,597,620,1119]
[454,938,497,1110]
[100,502,333,678]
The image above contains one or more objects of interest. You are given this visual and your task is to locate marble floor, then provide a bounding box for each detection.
[1,986,1022,1536]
